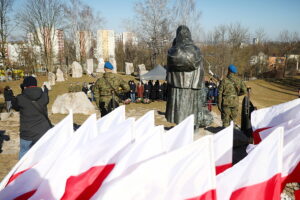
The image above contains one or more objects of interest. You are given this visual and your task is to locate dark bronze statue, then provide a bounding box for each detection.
[165,25,213,128]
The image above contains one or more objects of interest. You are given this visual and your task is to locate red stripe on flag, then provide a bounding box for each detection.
[282,162,300,190]
[6,167,31,186]
[13,190,36,200]
[216,163,232,175]
[186,189,216,200]
[230,173,281,200]
[61,164,115,200]
[252,127,271,145]
[295,189,300,200]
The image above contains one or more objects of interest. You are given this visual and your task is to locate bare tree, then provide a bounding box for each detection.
[254,27,267,43]
[203,25,230,78]
[0,0,14,68]
[278,30,300,76]
[63,0,105,64]
[17,0,65,72]
[172,0,202,42]
[133,0,172,67]
[227,23,249,47]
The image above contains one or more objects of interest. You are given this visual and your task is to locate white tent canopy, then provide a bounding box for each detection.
[140,65,166,80]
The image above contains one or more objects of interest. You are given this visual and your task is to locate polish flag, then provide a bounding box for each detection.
[91,115,195,199]
[29,118,135,200]
[213,122,233,175]
[0,112,74,190]
[0,114,98,200]
[251,98,300,144]
[217,127,284,200]
[96,105,125,134]
[95,136,216,200]
[280,122,300,188]
[246,119,300,190]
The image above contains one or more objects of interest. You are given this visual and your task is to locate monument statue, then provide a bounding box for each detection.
[165,25,213,128]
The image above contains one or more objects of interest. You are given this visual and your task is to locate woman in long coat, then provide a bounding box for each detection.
[137,82,144,98]
[165,25,212,128]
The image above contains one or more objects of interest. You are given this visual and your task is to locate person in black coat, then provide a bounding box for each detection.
[4,86,14,112]
[129,80,136,102]
[162,81,168,101]
[144,82,150,99]
[149,80,157,100]
[12,76,52,159]
[157,82,164,101]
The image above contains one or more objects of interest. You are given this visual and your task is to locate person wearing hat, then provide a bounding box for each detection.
[218,64,247,127]
[12,76,52,159]
[92,61,130,116]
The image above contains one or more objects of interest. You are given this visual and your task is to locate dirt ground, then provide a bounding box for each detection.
[0,74,299,198]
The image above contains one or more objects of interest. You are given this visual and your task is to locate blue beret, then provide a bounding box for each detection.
[228,64,238,73]
[104,61,114,70]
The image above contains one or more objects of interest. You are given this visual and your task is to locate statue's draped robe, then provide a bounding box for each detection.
[165,26,213,127]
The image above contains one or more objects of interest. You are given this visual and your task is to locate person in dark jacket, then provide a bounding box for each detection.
[129,80,136,102]
[157,82,164,101]
[144,82,150,99]
[150,80,157,100]
[12,76,52,159]
[4,86,14,112]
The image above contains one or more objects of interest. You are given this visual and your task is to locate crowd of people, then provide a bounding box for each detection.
[127,80,168,103]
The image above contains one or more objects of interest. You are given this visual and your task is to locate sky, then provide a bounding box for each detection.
[12,0,300,41]
[82,0,300,40]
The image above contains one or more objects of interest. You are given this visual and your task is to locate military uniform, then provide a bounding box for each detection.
[93,72,130,116]
[218,73,247,127]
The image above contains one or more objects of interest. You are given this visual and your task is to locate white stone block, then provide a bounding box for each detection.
[71,61,83,78]
[52,92,96,115]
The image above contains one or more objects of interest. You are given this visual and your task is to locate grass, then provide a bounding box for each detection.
[0,73,139,124]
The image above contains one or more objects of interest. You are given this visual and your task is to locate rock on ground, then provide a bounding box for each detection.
[71,61,83,78]
[51,92,95,115]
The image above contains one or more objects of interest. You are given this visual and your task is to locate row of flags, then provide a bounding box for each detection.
[0,99,299,200]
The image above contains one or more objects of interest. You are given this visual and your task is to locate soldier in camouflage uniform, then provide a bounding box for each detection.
[93,61,130,116]
[218,64,247,127]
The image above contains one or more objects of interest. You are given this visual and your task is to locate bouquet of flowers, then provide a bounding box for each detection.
[136,98,143,103]
[124,98,131,104]
[142,98,151,104]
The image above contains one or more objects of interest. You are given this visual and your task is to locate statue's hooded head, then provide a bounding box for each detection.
[175,25,193,46]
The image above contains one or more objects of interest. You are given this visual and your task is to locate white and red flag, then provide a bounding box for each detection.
[246,118,300,190]
[278,121,300,188]
[0,114,98,200]
[251,98,300,144]
[0,112,73,190]
[217,127,284,200]
[95,135,216,200]
[213,121,233,175]
[91,115,195,199]
[29,118,135,200]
